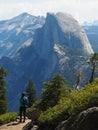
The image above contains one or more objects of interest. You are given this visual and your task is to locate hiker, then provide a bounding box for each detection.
[19,92,28,123]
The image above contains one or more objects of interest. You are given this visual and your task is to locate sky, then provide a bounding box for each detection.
[0,0,98,24]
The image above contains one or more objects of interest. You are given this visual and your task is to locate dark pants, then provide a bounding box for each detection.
[19,106,26,122]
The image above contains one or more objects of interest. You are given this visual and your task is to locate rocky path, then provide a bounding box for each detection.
[0,119,31,130]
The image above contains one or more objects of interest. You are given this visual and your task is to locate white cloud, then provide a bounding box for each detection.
[0,0,98,24]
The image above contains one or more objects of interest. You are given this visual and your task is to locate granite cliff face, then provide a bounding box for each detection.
[0,12,93,111]
[32,12,93,57]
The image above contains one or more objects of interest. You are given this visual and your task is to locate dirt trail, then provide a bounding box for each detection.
[0,119,31,130]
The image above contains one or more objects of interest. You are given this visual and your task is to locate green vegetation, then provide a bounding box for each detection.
[88,52,98,83]
[1,75,98,128]
[1,72,98,128]
[0,112,18,125]
[26,74,69,121]
[1,52,98,128]
[26,79,37,107]
[38,73,71,111]
[38,78,98,129]
[0,64,8,114]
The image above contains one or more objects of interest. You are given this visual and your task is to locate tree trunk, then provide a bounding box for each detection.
[89,65,95,83]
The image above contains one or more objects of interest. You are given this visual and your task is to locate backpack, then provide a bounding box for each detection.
[22,96,28,107]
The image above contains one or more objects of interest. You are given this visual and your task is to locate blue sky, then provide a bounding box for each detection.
[0,0,98,24]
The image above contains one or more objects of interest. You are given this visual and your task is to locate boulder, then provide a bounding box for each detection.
[56,107,98,130]
[26,109,41,120]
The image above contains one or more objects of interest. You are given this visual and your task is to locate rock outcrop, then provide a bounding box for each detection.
[56,107,98,130]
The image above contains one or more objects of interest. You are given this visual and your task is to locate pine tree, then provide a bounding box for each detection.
[88,52,98,83]
[0,64,8,114]
[41,73,70,110]
[26,79,37,107]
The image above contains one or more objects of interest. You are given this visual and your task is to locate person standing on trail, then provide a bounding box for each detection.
[19,92,28,123]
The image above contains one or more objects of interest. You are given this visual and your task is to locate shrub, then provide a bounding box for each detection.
[0,112,18,125]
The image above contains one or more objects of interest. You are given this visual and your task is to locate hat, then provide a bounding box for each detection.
[22,91,27,95]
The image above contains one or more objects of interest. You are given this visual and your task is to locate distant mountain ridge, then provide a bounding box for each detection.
[0,12,45,58]
[83,20,98,26]
[0,12,93,111]
[83,20,98,52]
